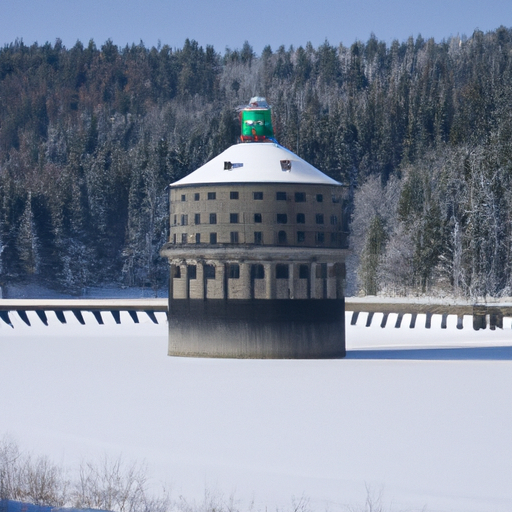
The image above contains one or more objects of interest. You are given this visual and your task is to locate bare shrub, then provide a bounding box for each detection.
[0,435,67,506]
[290,494,312,512]
[347,484,385,512]
[175,488,244,512]
[0,435,23,500]
[21,454,68,506]
[71,455,170,512]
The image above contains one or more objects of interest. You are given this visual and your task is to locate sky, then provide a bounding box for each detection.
[1,0,512,54]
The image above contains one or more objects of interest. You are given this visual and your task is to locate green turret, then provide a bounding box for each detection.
[239,97,274,142]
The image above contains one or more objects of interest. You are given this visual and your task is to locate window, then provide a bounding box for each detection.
[204,264,216,279]
[297,231,305,243]
[251,264,264,279]
[316,214,324,224]
[254,213,262,223]
[276,264,289,279]
[210,232,217,244]
[253,191,263,200]
[194,193,200,201]
[208,192,216,200]
[299,264,309,279]
[173,266,181,278]
[315,232,325,244]
[254,231,263,244]
[181,214,188,226]
[181,233,188,243]
[277,213,288,224]
[181,194,186,201]
[278,230,287,244]
[228,263,240,279]
[194,213,201,224]
[173,214,177,225]
[331,232,338,244]
[330,215,338,225]
[230,231,239,243]
[296,213,305,224]
[332,194,340,203]
[230,191,239,199]
[172,233,176,244]
[230,213,239,223]
[276,191,287,200]
[316,194,323,202]
[187,265,197,279]
[195,233,201,243]
[209,213,217,224]
[295,192,306,202]
[280,160,292,171]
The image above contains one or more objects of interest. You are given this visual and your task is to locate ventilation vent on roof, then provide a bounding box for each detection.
[280,160,292,172]
[224,161,243,170]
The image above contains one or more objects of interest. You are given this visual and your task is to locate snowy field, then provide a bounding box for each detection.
[1,310,512,512]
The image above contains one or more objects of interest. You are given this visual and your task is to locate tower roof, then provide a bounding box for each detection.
[170,142,341,187]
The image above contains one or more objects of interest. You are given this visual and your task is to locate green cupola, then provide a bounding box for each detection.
[239,97,274,142]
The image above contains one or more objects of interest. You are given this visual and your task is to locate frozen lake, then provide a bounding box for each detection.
[1,311,512,512]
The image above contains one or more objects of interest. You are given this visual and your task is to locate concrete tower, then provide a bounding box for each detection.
[160,98,348,358]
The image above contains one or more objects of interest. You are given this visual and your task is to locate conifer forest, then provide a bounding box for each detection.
[1,28,512,297]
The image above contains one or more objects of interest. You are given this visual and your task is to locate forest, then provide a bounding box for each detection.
[1,27,512,298]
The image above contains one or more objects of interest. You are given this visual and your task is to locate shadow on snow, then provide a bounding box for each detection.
[346,345,512,361]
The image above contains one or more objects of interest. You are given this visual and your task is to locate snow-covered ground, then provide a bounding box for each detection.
[1,311,512,512]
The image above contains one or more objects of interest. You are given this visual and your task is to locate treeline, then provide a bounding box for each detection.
[1,29,512,296]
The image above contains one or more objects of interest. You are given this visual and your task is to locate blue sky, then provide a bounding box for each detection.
[1,0,511,54]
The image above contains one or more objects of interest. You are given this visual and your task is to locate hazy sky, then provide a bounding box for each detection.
[2,0,511,53]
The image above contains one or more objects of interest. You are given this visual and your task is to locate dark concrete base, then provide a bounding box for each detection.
[168,299,346,358]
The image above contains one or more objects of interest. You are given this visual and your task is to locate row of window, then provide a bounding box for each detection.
[174,213,339,226]
[277,213,339,225]
[179,191,341,202]
[173,263,329,280]
[172,231,341,245]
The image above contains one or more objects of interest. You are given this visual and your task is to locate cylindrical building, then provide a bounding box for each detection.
[161,101,348,358]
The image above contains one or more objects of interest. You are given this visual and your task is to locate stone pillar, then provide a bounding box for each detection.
[219,262,227,299]
[310,262,317,299]
[264,262,275,299]
[307,262,312,299]
[240,261,251,299]
[327,263,336,299]
[197,261,205,299]
[335,262,345,299]
[185,261,190,299]
[288,262,295,299]
[169,262,174,299]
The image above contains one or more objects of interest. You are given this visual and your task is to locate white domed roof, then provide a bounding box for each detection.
[170,142,341,187]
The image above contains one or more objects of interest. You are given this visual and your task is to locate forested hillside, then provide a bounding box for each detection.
[1,28,512,297]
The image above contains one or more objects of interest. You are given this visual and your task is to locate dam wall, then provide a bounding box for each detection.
[0,298,510,332]
[168,298,346,358]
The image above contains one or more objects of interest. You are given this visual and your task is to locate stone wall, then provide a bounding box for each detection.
[169,183,348,249]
